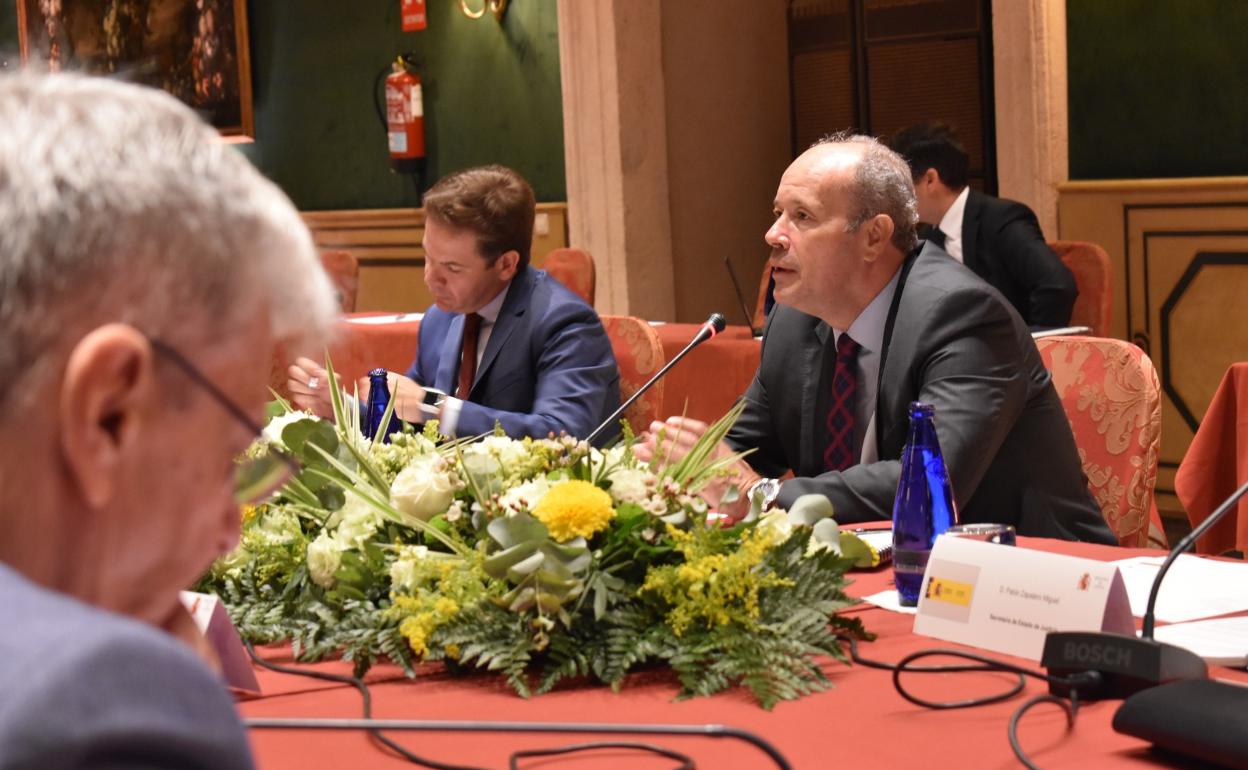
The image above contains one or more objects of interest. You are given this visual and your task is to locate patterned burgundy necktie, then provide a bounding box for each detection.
[823,333,862,472]
[456,313,483,400]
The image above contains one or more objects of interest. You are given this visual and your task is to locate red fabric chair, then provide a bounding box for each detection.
[1048,240,1112,336]
[1035,336,1167,548]
[599,315,665,433]
[542,248,596,306]
[320,250,360,313]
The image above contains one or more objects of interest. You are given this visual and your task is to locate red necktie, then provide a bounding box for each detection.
[456,313,483,400]
[823,333,861,472]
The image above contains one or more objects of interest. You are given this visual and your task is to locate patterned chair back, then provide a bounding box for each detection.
[320,250,360,313]
[600,315,665,434]
[542,248,596,306]
[1048,240,1112,336]
[1035,335,1167,547]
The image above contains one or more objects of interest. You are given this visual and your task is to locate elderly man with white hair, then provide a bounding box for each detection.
[0,73,337,769]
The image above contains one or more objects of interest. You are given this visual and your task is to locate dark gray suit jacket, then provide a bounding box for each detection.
[727,242,1116,544]
[0,564,254,769]
[959,190,1077,329]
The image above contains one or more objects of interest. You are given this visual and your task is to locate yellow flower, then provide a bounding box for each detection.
[532,480,615,541]
[642,525,793,636]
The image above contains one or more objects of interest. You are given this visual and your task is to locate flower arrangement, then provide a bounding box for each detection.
[201,372,870,709]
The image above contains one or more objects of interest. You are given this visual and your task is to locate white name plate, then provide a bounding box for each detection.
[180,591,261,695]
[912,537,1134,661]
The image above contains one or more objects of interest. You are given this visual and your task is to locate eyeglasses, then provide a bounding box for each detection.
[147,337,301,505]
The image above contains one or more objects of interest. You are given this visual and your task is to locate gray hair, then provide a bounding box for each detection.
[0,73,337,408]
[811,131,919,254]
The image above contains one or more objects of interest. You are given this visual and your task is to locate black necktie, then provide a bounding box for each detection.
[925,225,947,249]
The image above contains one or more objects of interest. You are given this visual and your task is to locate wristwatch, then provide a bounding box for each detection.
[749,477,782,511]
[419,387,448,416]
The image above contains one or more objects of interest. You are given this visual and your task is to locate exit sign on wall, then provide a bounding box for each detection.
[402,0,427,31]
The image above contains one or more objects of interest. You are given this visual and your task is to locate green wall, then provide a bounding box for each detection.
[1067,0,1248,180]
[0,1,566,209]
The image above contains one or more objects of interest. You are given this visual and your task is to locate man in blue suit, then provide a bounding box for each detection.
[0,73,339,768]
[293,166,621,443]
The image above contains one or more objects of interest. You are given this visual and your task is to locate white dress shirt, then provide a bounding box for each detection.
[935,186,971,264]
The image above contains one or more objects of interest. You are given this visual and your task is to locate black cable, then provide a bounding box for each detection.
[840,636,1102,770]
[243,642,791,768]
[843,635,1027,708]
[508,741,693,770]
[243,641,487,770]
[1007,693,1078,770]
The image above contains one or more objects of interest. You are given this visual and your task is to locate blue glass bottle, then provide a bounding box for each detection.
[365,368,392,442]
[892,402,958,606]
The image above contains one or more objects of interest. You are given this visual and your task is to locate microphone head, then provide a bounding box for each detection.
[707,313,727,333]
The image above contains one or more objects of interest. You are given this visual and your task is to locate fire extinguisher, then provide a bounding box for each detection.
[377,54,425,176]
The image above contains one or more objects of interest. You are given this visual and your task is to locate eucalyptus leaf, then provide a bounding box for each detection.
[788,493,836,526]
[487,512,549,549]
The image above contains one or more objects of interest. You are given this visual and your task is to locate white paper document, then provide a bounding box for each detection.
[1152,616,1248,666]
[862,590,919,615]
[1111,555,1248,623]
[346,312,424,325]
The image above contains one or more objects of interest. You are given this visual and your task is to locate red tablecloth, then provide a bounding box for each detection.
[326,314,762,426]
[1175,362,1248,554]
[237,537,1245,769]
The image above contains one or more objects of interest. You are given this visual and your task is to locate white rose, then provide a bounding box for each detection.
[606,467,653,506]
[498,476,554,513]
[476,435,529,468]
[262,410,319,450]
[757,509,794,544]
[335,494,382,549]
[391,457,456,526]
[389,545,430,593]
[307,534,343,588]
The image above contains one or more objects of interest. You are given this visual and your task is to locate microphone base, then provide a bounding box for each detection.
[1041,631,1208,700]
[1114,679,1248,769]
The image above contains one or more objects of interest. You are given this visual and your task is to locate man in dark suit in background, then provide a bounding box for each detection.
[0,73,340,768]
[640,133,1114,544]
[292,165,621,443]
[889,122,1077,329]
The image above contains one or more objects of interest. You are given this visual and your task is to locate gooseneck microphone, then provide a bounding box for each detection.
[584,313,727,445]
[1042,479,1248,700]
[1108,478,1248,770]
[1140,478,1248,638]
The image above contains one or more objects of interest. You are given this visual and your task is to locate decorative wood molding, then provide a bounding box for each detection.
[301,204,569,311]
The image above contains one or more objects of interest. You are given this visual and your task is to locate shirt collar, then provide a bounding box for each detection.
[937,186,971,242]
[832,267,901,355]
[474,281,510,325]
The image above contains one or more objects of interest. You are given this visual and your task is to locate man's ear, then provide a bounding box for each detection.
[859,214,896,263]
[59,324,155,509]
[495,250,520,282]
[921,167,940,188]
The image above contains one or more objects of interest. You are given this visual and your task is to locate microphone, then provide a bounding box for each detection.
[722,257,761,337]
[1041,479,1248,700]
[585,313,727,445]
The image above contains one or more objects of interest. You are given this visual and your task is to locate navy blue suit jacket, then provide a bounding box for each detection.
[407,266,621,442]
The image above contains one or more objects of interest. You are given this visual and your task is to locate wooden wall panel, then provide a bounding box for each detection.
[1058,179,1248,517]
[302,204,568,313]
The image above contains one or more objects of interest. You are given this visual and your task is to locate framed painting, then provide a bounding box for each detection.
[16,0,254,141]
